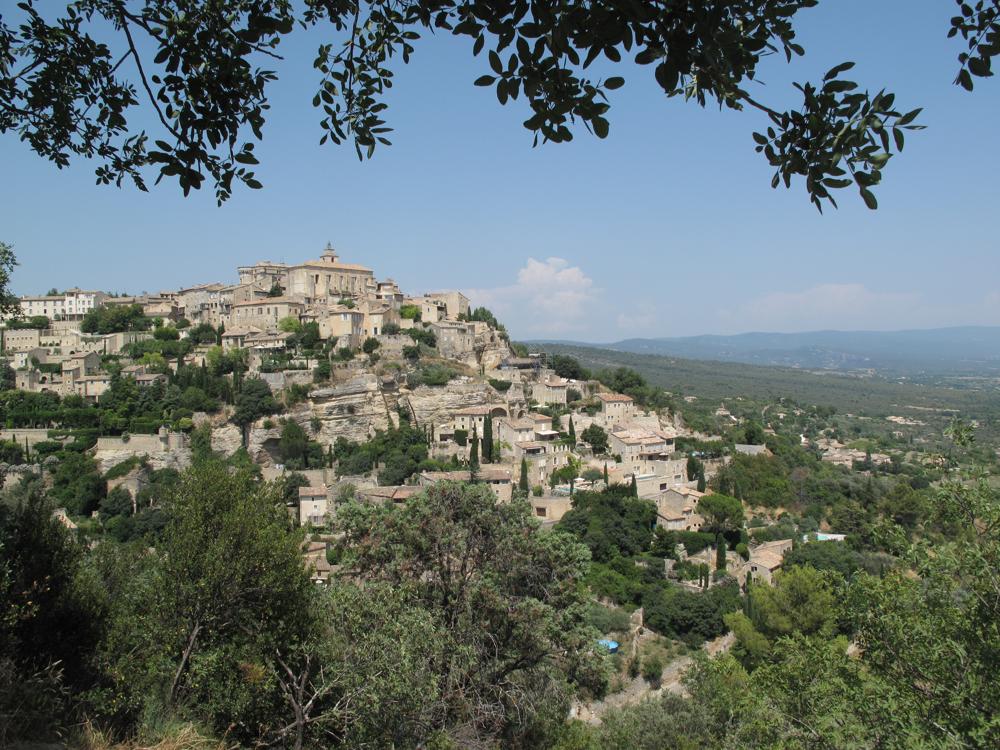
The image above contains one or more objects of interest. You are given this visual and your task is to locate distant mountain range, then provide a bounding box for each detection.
[529,326,1000,375]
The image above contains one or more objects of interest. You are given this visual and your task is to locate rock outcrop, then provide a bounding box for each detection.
[402,380,500,429]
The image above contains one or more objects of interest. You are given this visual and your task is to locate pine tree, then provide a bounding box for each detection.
[519,457,529,492]
[483,413,494,463]
[568,416,576,443]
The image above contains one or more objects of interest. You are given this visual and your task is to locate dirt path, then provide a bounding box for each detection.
[570,632,734,724]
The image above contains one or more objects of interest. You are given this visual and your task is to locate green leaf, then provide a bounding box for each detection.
[592,117,609,139]
[823,61,856,81]
[474,75,495,86]
[604,76,625,90]
[860,188,878,210]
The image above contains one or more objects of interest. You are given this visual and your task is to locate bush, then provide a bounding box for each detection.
[454,428,468,447]
[382,323,401,335]
[409,364,456,387]
[584,602,632,634]
[488,378,512,392]
[532,485,544,497]
[406,327,437,347]
[399,304,421,320]
[314,359,332,382]
[642,654,664,684]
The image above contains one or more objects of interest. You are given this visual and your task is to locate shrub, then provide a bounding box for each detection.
[399,304,421,320]
[642,654,664,684]
[584,602,631,634]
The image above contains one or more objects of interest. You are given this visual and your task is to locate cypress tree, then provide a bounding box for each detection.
[630,475,638,497]
[519,457,529,492]
[469,425,479,478]
[716,535,727,571]
[482,413,494,463]
[603,463,609,486]
[697,467,706,492]
[568,416,576,443]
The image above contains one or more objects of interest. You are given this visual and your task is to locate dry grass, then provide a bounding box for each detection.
[66,722,225,750]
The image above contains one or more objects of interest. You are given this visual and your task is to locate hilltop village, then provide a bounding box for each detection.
[3,249,687,518]
[1,246,991,748]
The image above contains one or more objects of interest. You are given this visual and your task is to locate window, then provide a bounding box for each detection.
[535,507,546,517]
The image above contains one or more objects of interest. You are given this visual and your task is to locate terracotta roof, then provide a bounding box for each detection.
[421,469,512,483]
[454,405,494,416]
[232,296,305,307]
[750,540,793,571]
[294,260,374,273]
[298,486,328,498]
[598,392,633,403]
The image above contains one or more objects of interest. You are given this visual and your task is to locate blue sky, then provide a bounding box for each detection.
[1,0,997,341]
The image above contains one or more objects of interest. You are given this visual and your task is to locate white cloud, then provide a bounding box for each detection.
[465,257,598,337]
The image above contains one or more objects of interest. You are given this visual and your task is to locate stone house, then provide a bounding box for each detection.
[533,377,569,406]
[654,487,706,531]
[298,486,329,526]
[359,300,398,338]
[237,260,290,290]
[529,495,573,524]
[7,288,107,322]
[1,328,41,352]
[303,540,333,584]
[748,539,794,585]
[418,469,513,503]
[356,485,421,505]
[284,246,375,302]
[430,321,476,360]
[452,405,509,437]
[497,416,536,446]
[302,305,364,348]
[74,373,112,401]
[230,296,305,330]
[608,427,675,459]
[597,392,635,427]
[177,282,231,325]
[514,440,575,485]
[425,291,470,320]
[404,296,447,323]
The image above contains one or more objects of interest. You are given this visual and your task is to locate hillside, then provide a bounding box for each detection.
[536,326,1000,376]
[532,342,1000,422]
